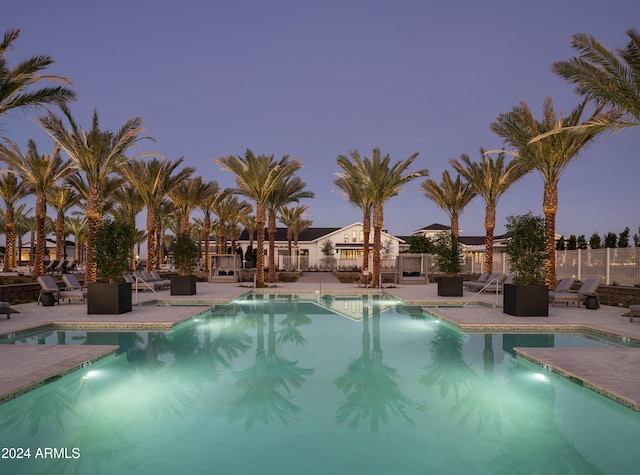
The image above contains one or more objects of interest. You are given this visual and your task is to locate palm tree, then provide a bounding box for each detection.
[0,171,29,270]
[450,149,529,273]
[111,185,144,270]
[421,170,477,240]
[120,157,193,271]
[215,150,303,288]
[13,204,32,266]
[347,148,428,287]
[168,176,210,235]
[278,204,310,270]
[490,97,611,286]
[195,180,220,272]
[335,150,374,276]
[0,28,75,121]
[551,28,640,133]
[0,139,75,276]
[266,176,313,282]
[47,184,78,261]
[65,215,87,263]
[38,106,151,283]
[213,192,252,256]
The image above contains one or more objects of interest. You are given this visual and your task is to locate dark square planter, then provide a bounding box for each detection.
[437,276,463,297]
[503,283,548,317]
[88,282,132,315]
[171,275,197,295]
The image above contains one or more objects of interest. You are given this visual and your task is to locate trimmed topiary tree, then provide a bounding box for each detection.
[93,218,136,283]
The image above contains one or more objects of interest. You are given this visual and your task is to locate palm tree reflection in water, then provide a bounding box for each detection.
[335,295,425,432]
[228,295,314,430]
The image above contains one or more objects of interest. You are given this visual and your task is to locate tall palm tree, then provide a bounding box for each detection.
[215,150,303,288]
[0,139,75,276]
[266,176,313,282]
[38,106,151,283]
[168,176,209,235]
[240,214,257,267]
[195,180,220,272]
[335,150,374,276]
[350,148,427,287]
[13,204,32,266]
[47,184,78,261]
[450,149,529,273]
[120,157,193,271]
[213,192,252,256]
[111,185,144,270]
[278,204,310,270]
[551,28,640,133]
[490,97,610,286]
[65,216,87,263]
[0,28,75,122]
[421,170,476,240]
[0,171,29,270]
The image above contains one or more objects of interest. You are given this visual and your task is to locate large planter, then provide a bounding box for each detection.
[171,275,197,296]
[437,276,463,297]
[503,283,548,317]
[88,282,132,315]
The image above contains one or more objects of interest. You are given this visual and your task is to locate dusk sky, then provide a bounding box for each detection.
[2,1,639,240]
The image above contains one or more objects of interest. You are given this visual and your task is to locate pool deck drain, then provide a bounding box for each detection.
[1,274,640,410]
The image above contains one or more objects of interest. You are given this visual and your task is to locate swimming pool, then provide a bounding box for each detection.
[0,294,638,474]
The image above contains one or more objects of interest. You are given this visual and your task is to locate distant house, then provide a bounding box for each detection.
[231,222,405,270]
[19,238,75,264]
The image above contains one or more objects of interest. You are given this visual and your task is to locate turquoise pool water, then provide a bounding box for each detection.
[0,294,638,474]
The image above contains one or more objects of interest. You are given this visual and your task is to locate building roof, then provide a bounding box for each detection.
[414,223,450,233]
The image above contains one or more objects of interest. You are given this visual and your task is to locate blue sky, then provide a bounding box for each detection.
[2,0,639,240]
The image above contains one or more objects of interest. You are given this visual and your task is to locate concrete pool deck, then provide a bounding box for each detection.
[1,272,639,410]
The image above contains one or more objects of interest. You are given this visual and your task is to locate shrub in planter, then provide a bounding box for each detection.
[434,233,463,296]
[503,212,548,316]
[171,232,199,295]
[88,218,136,314]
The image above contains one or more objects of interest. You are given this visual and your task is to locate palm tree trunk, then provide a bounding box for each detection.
[32,196,47,278]
[267,210,277,283]
[155,221,163,270]
[371,205,383,287]
[362,209,371,273]
[451,213,460,240]
[85,188,102,283]
[484,205,496,274]
[203,214,211,272]
[4,208,14,271]
[56,212,64,261]
[145,211,156,271]
[543,184,558,287]
[255,202,266,287]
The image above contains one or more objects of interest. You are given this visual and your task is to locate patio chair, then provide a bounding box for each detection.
[465,273,504,291]
[150,270,171,288]
[628,305,640,323]
[44,259,59,274]
[37,275,86,305]
[0,301,12,319]
[549,278,599,307]
[134,271,166,290]
[552,277,576,293]
[463,272,489,290]
[62,274,88,297]
[58,259,70,273]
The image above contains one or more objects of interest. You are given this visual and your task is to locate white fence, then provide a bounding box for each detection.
[461,248,640,286]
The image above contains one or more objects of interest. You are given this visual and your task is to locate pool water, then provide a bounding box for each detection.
[0,294,638,474]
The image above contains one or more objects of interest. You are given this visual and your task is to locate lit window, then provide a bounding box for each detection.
[344,234,349,242]
[352,231,357,242]
[359,231,364,242]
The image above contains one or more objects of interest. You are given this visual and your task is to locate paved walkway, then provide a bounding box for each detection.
[1,274,639,410]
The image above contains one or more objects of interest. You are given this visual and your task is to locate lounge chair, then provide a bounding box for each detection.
[0,301,12,319]
[44,260,59,274]
[62,274,88,297]
[58,259,70,273]
[552,277,576,293]
[37,275,86,304]
[133,271,167,290]
[465,273,505,291]
[549,278,599,306]
[463,272,489,290]
[628,305,640,323]
[150,270,171,288]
